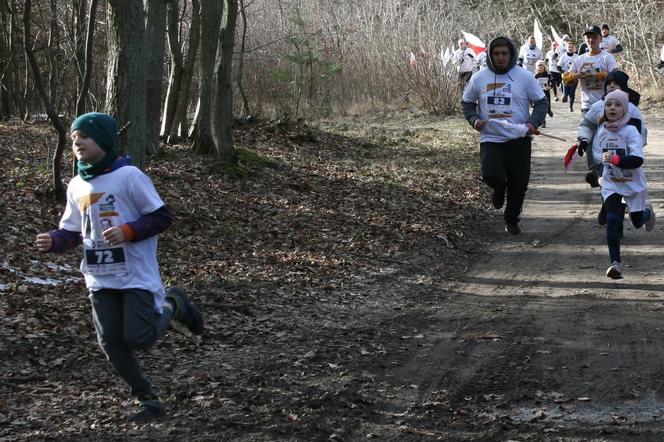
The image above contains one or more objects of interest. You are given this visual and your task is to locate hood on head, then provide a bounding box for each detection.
[603,70,640,106]
[486,36,518,74]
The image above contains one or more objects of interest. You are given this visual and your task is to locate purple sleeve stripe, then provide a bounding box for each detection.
[49,229,82,252]
[126,205,173,242]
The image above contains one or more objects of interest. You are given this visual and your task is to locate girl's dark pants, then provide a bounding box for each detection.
[480,137,532,224]
[90,288,173,399]
[605,192,646,263]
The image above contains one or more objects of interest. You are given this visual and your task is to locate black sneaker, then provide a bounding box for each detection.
[554,96,559,102]
[541,122,546,128]
[130,396,166,422]
[562,96,567,103]
[166,287,204,336]
[598,203,607,225]
[504,222,521,235]
[585,171,599,188]
[548,110,554,117]
[491,188,505,209]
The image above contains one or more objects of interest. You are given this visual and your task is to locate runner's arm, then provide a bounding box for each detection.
[528,96,548,128]
[45,229,83,253]
[606,154,643,169]
[123,205,173,242]
[577,115,597,144]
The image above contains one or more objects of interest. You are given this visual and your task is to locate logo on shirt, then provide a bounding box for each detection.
[99,194,116,211]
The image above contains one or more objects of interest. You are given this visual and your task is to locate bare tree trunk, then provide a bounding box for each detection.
[8,0,27,118]
[191,0,221,154]
[160,0,183,142]
[168,0,200,143]
[144,0,168,154]
[106,0,148,169]
[212,0,238,164]
[236,0,251,117]
[73,0,86,114]
[76,0,99,116]
[23,0,66,200]
[47,0,58,106]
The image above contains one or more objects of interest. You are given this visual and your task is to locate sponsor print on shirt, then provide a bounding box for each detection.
[486,83,512,119]
[79,192,129,276]
[602,139,632,183]
[579,61,603,90]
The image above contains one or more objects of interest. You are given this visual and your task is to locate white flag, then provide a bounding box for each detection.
[550,26,563,46]
[534,19,543,49]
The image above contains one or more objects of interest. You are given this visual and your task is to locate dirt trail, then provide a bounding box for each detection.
[346,99,664,440]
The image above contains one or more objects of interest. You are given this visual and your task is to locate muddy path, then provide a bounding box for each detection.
[341,99,664,440]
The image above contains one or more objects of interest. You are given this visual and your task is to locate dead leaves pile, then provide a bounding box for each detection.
[0,115,496,440]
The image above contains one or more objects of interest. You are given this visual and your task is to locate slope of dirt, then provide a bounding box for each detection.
[3,96,664,441]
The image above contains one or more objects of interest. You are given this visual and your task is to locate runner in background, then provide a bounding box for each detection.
[563,26,617,115]
[518,35,543,75]
[475,50,488,71]
[534,60,554,126]
[452,39,476,88]
[546,42,562,101]
[557,40,579,111]
[600,24,624,54]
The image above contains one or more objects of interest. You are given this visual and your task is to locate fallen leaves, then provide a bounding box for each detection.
[0,116,493,440]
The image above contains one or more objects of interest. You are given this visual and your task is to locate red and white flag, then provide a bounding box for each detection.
[563,144,579,172]
[461,31,486,55]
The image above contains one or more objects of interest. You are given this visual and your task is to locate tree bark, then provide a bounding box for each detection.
[168,0,200,143]
[144,0,168,154]
[212,0,238,164]
[106,0,148,169]
[160,0,183,142]
[76,0,99,116]
[236,0,250,117]
[23,0,66,200]
[191,0,221,154]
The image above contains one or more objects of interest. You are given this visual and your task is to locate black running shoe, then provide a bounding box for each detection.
[130,396,166,422]
[166,287,204,336]
[504,222,521,235]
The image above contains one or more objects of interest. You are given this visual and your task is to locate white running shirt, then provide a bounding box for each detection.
[60,165,167,312]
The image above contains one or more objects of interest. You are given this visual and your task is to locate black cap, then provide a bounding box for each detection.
[601,24,609,30]
[583,26,602,36]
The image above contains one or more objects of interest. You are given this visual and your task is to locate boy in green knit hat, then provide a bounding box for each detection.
[35,112,203,422]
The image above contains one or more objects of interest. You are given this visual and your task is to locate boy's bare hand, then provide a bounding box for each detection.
[102,227,126,247]
[35,233,53,252]
[473,119,486,131]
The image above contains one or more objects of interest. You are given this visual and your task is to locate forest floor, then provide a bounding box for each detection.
[3,95,664,441]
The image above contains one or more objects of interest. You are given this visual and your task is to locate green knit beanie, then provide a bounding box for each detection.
[71,112,119,180]
[70,112,118,153]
